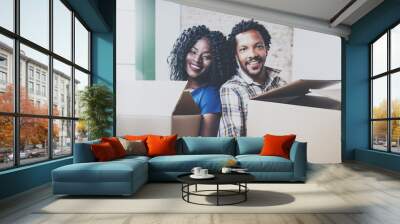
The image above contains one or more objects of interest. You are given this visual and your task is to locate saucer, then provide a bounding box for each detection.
[190,174,215,179]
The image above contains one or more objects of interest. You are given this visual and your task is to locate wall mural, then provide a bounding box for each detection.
[117,0,342,163]
[155,2,340,138]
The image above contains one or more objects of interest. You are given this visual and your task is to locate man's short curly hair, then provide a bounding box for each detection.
[168,25,232,87]
[227,19,272,72]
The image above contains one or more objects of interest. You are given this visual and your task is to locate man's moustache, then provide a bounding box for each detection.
[245,57,262,65]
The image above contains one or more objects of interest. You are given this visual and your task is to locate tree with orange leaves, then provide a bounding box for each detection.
[0,84,59,151]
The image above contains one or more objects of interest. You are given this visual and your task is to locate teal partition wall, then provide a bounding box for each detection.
[91,31,115,135]
[135,0,155,80]
[344,0,400,171]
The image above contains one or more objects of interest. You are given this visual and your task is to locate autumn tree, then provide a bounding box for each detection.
[0,84,60,152]
[372,99,400,143]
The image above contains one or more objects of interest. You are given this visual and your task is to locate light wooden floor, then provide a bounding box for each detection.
[1,162,400,224]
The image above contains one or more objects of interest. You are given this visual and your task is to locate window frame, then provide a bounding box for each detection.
[370,21,400,154]
[0,0,92,171]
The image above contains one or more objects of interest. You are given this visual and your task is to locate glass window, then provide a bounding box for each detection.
[28,81,34,93]
[75,120,88,143]
[391,24,400,70]
[372,121,388,151]
[53,119,72,157]
[391,72,400,118]
[53,59,72,117]
[371,24,400,154]
[19,117,49,165]
[20,44,49,115]
[0,0,92,170]
[36,83,40,95]
[372,33,387,76]
[35,70,40,80]
[0,55,7,67]
[53,0,72,60]
[0,35,13,113]
[0,71,6,84]
[74,69,89,118]
[74,18,89,70]
[41,85,46,96]
[20,0,49,49]
[372,76,387,119]
[391,120,400,153]
[28,67,34,79]
[0,0,14,31]
[0,116,14,170]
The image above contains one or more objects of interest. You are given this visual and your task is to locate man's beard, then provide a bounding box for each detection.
[245,56,263,67]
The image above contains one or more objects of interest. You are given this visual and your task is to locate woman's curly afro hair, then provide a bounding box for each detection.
[168,25,233,87]
[227,19,272,73]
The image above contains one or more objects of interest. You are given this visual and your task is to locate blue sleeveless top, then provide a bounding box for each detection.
[191,85,221,115]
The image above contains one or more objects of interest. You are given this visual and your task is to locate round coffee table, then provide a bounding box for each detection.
[177,173,255,206]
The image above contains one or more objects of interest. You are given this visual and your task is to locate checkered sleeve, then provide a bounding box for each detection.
[266,76,287,91]
[218,86,244,137]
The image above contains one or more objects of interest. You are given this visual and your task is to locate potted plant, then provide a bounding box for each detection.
[79,84,113,140]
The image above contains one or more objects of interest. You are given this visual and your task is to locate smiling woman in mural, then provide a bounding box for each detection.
[168,25,232,137]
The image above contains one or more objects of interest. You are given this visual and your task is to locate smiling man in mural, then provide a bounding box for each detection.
[219,19,287,137]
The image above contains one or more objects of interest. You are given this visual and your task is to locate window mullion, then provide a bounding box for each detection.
[388,30,391,153]
[71,10,76,153]
[48,0,54,160]
[13,0,21,167]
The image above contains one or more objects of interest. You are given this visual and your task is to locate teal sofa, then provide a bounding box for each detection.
[52,137,307,196]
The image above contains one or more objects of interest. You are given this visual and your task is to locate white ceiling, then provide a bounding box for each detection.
[167,0,384,37]
[224,0,353,23]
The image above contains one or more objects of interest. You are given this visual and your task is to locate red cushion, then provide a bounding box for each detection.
[146,135,177,157]
[101,137,127,158]
[260,134,296,159]
[91,142,118,161]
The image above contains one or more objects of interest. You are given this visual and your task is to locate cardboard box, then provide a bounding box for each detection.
[117,81,201,137]
[247,79,341,163]
[252,79,341,110]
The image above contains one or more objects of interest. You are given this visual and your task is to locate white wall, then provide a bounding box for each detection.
[116,0,136,118]
[155,0,181,80]
[292,28,341,81]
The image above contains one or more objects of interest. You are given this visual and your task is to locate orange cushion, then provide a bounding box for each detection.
[101,137,127,158]
[146,135,177,157]
[124,135,149,141]
[260,134,296,159]
[91,142,118,161]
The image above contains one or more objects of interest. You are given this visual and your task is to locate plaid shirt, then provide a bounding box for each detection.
[218,67,286,137]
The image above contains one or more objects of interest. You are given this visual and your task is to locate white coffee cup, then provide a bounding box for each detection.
[191,167,202,176]
[221,167,232,174]
[200,169,208,176]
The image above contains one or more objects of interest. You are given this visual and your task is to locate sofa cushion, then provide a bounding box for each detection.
[53,158,148,183]
[179,137,235,155]
[148,154,235,172]
[101,137,127,158]
[91,142,118,161]
[236,137,263,155]
[236,155,293,172]
[260,134,296,159]
[147,135,177,157]
[118,138,147,156]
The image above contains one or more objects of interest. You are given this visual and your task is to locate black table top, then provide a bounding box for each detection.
[177,172,255,185]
